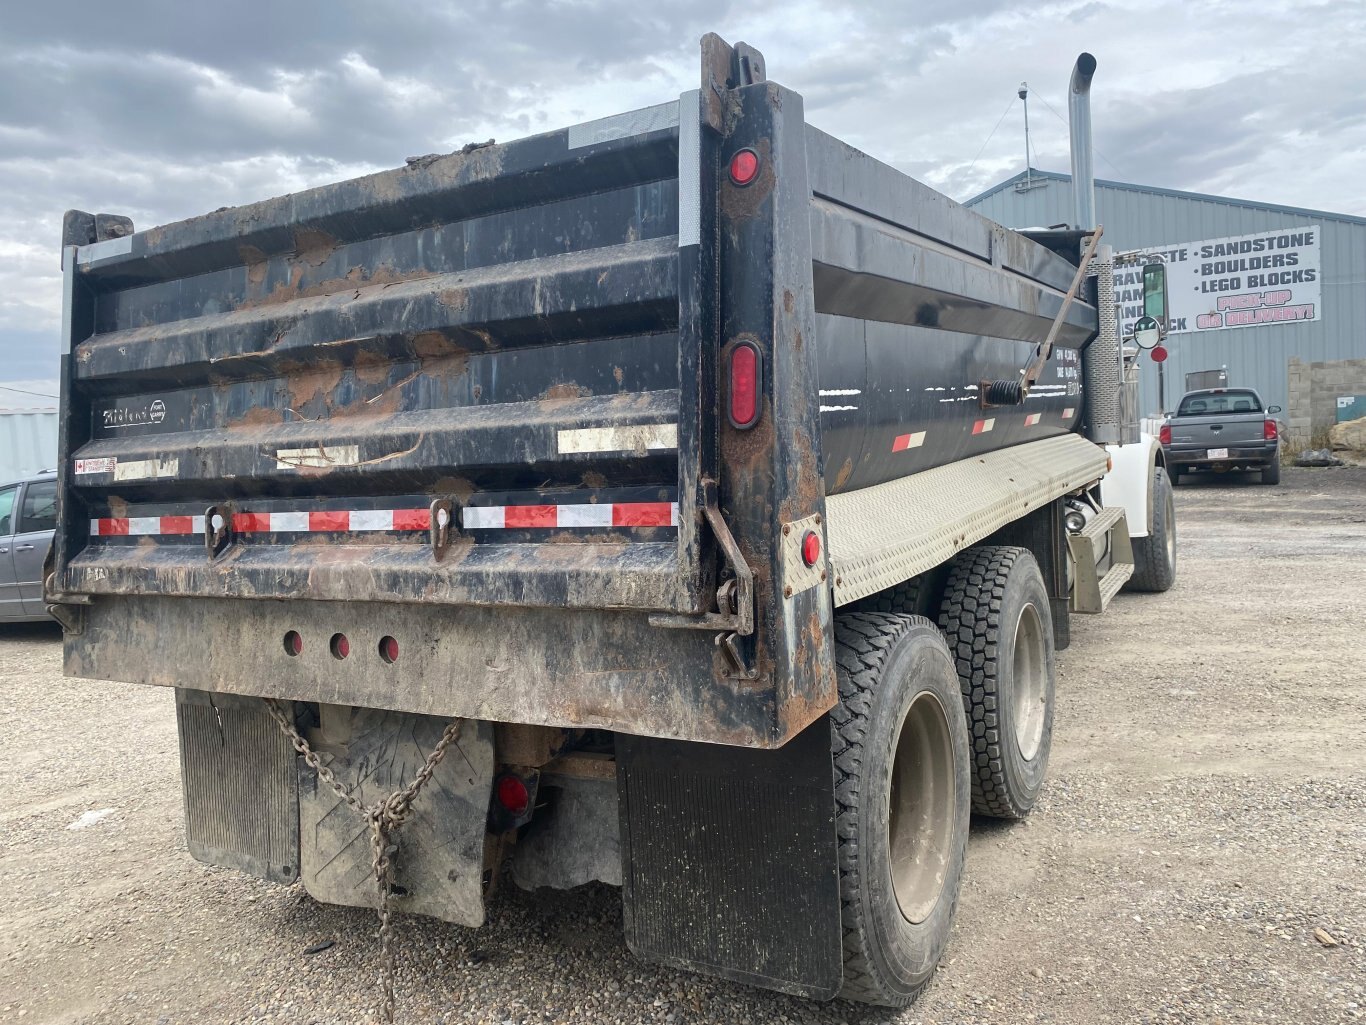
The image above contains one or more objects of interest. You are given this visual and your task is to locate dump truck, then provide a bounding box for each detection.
[48,38,1175,1008]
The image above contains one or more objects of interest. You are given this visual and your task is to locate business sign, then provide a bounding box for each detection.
[1115,225,1320,336]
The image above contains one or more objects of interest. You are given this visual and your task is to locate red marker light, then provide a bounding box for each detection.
[1151,345,1168,363]
[329,633,350,660]
[729,341,761,428]
[283,631,303,657]
[729,148,760,186]
[495,775,530,817]
[801,530,821,567]
[379,636,399,664]
[1264,419,1278,441]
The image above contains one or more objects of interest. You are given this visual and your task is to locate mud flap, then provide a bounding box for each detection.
[617,718,842,998]
[299,705,494,927]
[176,688,300,885]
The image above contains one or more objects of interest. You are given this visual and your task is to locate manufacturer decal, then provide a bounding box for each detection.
[101,398,169,430]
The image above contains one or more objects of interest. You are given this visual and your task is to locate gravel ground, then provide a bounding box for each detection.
[2,466,1364,1024]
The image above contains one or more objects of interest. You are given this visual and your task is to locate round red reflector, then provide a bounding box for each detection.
[329,633,350,660]
[495,775,530,817]
[1151,345,1168,363]
[801,530,822,567]
[283,631,303,657]
[729,148,759,186]
[379,636,399,664]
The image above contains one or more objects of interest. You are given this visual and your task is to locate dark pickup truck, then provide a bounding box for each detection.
[1160,388,1282,485]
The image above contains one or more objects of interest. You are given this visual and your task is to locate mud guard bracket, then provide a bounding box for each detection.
[616,717,842,998]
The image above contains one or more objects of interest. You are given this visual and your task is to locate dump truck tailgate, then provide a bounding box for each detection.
[53,83,835,749]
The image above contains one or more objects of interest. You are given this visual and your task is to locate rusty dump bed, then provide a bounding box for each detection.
[53,42,1099,748]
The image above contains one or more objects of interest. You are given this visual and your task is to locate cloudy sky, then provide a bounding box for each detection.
[2,0,1362,400]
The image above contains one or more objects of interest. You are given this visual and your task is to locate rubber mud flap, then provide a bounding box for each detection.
[617,718,841,998]
[176,688,299,885]
[299,705,494,927]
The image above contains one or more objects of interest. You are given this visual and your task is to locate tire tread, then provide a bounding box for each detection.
[831,612,952,1006]
[1129,466,1177,592]
[936,546,1042,819]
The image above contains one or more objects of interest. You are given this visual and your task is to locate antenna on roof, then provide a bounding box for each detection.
[1015,83,1046,194]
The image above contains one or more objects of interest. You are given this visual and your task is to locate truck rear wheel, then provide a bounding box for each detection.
[937,546,1055,819]
[850,576,922,616]
[832,613,970,1007]
[1128,466,1177,593]
[1261,458,1281,485]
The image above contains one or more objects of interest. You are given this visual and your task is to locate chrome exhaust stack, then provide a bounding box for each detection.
[1068,52,1098,230]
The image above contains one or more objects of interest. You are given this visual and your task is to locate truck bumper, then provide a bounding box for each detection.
[1165,443,1278,470]
[65,595,809,748]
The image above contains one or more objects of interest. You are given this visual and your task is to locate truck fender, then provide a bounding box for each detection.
[1100,434,1163,539]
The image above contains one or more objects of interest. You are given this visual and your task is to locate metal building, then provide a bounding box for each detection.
[0,410,58,483]
[965,170,1366,417]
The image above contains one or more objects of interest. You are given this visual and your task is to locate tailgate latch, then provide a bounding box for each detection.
[204,505,231,558]
[649,480,758,680]
[429,499,456,561]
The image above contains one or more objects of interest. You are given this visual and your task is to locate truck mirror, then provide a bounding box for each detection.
[1268,404,1282,414]
[1142,262,1168,332]
[1133,315,1160,350]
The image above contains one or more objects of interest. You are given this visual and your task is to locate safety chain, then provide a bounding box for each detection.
[264,698,465,1024]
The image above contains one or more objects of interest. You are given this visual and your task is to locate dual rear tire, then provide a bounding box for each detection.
[833,614,970,1006]
[937,547,1055,819]
[833,546,1056,1005]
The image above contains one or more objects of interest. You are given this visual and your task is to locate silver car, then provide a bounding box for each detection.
[0,470,57,622]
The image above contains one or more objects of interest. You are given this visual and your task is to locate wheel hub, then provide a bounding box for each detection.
[888,691,957,924]
[1011,603,1048,762]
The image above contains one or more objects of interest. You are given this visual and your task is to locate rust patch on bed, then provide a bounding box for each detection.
[240,245,268,287]
[292,227,339,268]
[538,382,592,401]
[833,457,853,492]
[438,288,470,311]
[230,405,286,428]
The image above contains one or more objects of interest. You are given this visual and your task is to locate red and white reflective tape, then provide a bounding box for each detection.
[463,502,677,530]
[90,515,206,537]
[888,407,1080,451]
[90,502,679,537]
[230,509,432,533]
[91,509,430,537]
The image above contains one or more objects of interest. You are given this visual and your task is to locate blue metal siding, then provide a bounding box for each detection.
[0,411,58,484]
[967,174,1366,415]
